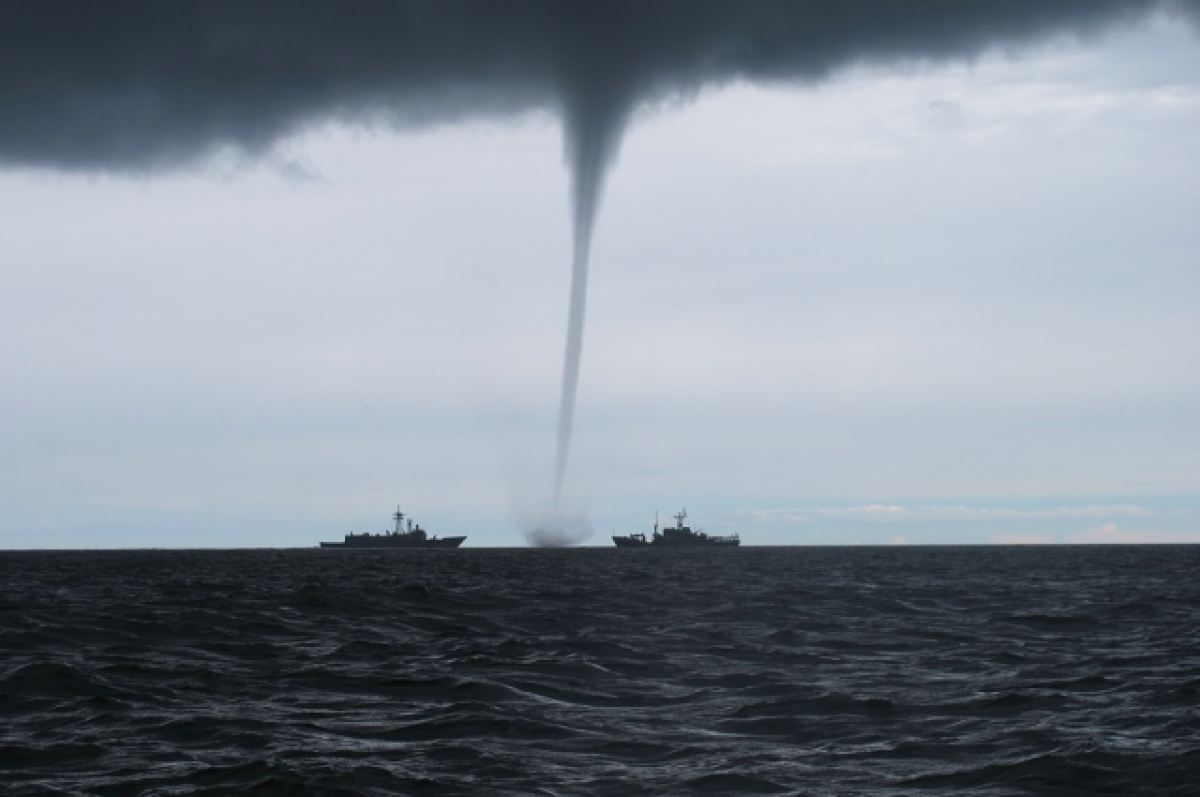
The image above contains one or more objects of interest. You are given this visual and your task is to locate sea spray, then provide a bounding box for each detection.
[526,509,594,547]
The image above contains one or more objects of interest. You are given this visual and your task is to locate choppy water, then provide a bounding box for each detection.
[1,546,1198,795]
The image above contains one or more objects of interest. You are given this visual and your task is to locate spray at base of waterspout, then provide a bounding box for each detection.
[526,509,593,548]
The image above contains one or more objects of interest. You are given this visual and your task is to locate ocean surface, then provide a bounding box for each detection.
[1,546,1198,796]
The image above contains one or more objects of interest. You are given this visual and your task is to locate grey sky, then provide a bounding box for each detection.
[1,3,1197,546]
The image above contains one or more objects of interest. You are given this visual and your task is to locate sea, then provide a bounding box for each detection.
[1,546,1197,796]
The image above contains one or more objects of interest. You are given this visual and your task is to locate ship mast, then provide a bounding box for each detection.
[394,506,405,534]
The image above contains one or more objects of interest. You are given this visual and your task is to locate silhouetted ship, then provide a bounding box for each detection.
[612,509,740,547]
[320,507,466,549]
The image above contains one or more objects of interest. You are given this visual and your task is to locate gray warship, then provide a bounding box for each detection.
[612,508,740,547]
[320,506,466,549]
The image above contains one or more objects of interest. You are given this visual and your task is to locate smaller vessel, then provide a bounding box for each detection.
[320,506,466,549]
[612,508,740,548]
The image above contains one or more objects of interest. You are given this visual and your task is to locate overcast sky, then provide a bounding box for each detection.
[1,3,1197,547]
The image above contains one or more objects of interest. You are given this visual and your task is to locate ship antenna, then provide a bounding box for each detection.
[654,510,658,534]
[394,506,404,534]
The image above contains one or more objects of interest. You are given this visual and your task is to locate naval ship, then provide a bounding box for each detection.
[612,508,740,547]
[320,506,466,549]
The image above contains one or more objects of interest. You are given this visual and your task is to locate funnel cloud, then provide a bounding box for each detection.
[555,89,630,508]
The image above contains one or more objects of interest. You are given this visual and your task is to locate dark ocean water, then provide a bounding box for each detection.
[1,546,1198,796]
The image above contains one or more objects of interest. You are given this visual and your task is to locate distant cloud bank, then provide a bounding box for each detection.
[989,526,1200,544]
[1064,524,1200,544]
[749,504,1155,524]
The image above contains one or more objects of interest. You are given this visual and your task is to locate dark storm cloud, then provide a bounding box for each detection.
[0,0,1193,172]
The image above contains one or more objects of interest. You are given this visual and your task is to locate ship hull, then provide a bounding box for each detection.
[611,536,739,548]
[666,539,740,547]
[320,536,467,549]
